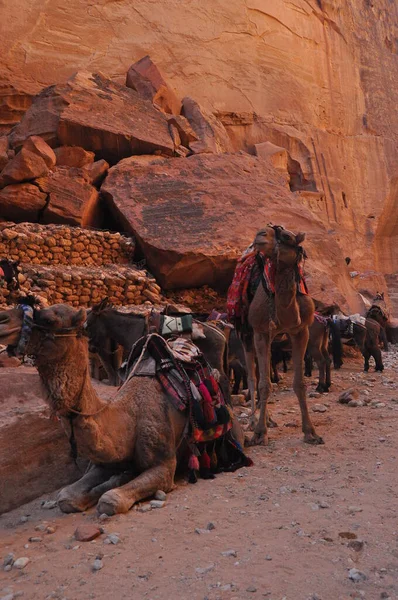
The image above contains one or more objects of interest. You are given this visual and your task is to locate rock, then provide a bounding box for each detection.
[348,540,364,552]
[349,568,367,582]
[0,136,9,171]
[206,522,216,530]
[3,553,15,567]
[104,534,120,545]
[0,183,47,222]
[195,564,215,575]
[41,500,58,509]
[102,152,351,298]
[137,504,152,513]
[82,160,109,186]
[309,392,321,398]
[13,557,30,569]
[181,97,233,154]
[339,389,359,404]
[98,513,109,522]
[46,526,56,534]
[74,525,102,542]
[28,537,42,542]
[319,501,330,509]
[0,75,41,135]
[312,404,327,413]
[348,506,363,514]
[149,500,165,509]
[92,558,103,572]
[9,71,174,164]
[347,399,364,407]
[38,166,100,227]
[167,115,198,148]
[0,147,49,187]
[54,146,95,168]
[246,586,257,593]
[24,136,56,168]
[255,142,290,183]
[126,55,181,115]
[154,490,167,501]
[195,528,210,535]
[221,549,237,557]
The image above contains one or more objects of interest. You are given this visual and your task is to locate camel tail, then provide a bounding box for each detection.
[330,320,343,369]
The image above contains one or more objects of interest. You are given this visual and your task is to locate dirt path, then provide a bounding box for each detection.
[1,352,398,600]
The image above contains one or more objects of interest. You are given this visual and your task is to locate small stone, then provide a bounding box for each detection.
[92,559,103,572]
[74,525,102,542]
[34,524,46,532]
[319,501,330,509]
[312,404,327,413]
[348,506,363,514]
[3,553,15,567]
[265,555,272,561]
[4,565,12,572]
[13,557,30,569]
[221,549,237,557]
[309,392,321,398]
[98,514,109,522]
[339,389,359,404]
[46,526,56,534]
[349,568,367,582]
[137,504,152,513]
[154,490,167,501]
[379,437,386,442]
[206,522,216,530]
[19,516,29,523]
[104,534,120,545]
[28,537,42,543]
[339,531,357,539]
[246,585,257,592]
[348,540,364,552]
[195,564,215,575]
[41,500,57,510]
[348,400,364,407]
[150,500,165,509]
[195,528,210,535]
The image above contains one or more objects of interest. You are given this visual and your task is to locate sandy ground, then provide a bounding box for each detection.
[1,351,398,600]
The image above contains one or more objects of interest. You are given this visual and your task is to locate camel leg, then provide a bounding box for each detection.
[97,459,176,516]
[373,346,384,372]
[243,348,257,421]
[323,347,332,391]
[311,346,326,393]
[57,465,133,513]
[363,349,370,372]
[291,329,324,445]
[248,331,272,446]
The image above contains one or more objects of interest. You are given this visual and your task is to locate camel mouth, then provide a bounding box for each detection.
[0,325,22,338]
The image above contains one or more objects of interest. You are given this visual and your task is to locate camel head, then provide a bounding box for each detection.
[274,227,307,266]
[0,305,25,347]
[253,226,279,257]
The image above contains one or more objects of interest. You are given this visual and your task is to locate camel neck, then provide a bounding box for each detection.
[36,338,105,417]
[274,263,301,329]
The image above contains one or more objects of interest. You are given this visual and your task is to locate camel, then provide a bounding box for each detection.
[238,225,324,446]
[0,301,245,516]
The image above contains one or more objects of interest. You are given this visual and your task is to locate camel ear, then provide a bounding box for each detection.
[296,232,305,244]
[72,308,86,327]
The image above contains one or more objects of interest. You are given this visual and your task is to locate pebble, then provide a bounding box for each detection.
[265,555,272,561]
[195,564,215,575]
[137,504,152,513]
[74,525,102,542]
[339,388,359,404]
[104,534,120,545]
[92,559,103,572]
[309,392,321,398]
[28,537,42,543]
[13,557,30,569]
[195,528,210,535]
[3,565,12,572]
[348,400,364,407]
[34,524,46,532]
[246,585,257,593]
[19,516,29,523]
[46,526,56,534]
[348,540,364,552]
[149,500,165,509]
[221,549,237,557]
[349,568,367,582]
[312,404,327,413]
[348,506,363,514]
[154,490,167,501]
[207,522,216,530]
[41,500,57,510]
[319,501,330,509]
[3,553,15,567]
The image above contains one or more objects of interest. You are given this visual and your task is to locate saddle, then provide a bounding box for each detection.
[121,333,252,481]
[148,310,193,337]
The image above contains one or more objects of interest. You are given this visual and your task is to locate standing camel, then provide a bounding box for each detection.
[236,226,323,446]
[0,301,246,515]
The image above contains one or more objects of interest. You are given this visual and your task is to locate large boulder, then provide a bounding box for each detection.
[54,145,95,168]
[102,152,360,311]
[126,55,181,115]
[37,166,100,227]
[0,147,49,188]
[0,183,47,222]
[0,74,41,135]
[9,72,175,164]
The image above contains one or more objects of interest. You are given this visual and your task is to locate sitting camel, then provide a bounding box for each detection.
[236,225,324,446]
[0,302,245,515]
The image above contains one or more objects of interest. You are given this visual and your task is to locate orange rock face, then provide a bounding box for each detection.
[0,183,47,222]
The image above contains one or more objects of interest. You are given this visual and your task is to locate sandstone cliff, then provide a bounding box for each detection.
[1,0,397,311]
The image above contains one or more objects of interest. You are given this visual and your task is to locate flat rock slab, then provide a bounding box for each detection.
[74,525,102,542]
[0,366,113,514]
[9,71,174,164]
[102,152,354,306]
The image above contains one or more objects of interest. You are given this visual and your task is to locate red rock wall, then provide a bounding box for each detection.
[1,0,397,297]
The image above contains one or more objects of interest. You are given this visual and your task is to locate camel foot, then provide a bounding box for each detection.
[57,498,85,514]
[315,384,330,394]
[249,415,257,430]
[97,489,131,515]
[247,431,269,446]
[304,432,325,445]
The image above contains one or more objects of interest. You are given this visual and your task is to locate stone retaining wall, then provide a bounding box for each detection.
[0,221,135,266]
[0,263,163,307]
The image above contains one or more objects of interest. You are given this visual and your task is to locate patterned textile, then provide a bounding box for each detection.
[314,312,329,326]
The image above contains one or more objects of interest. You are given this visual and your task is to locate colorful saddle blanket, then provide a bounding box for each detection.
[226,249,308,330]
